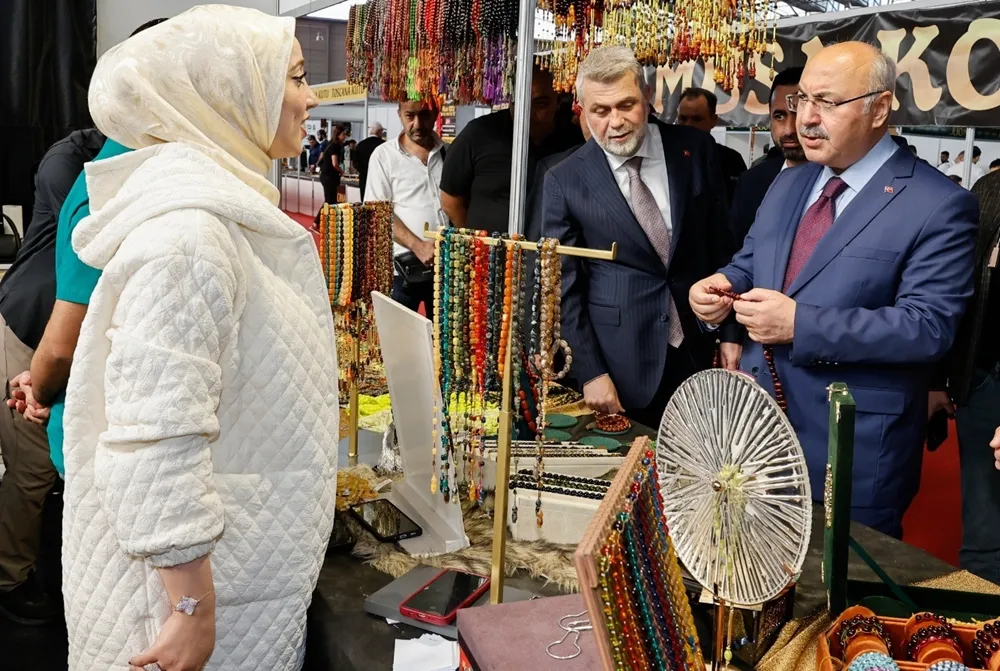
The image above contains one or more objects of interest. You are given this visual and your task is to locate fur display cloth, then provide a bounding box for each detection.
[336,465,581,591]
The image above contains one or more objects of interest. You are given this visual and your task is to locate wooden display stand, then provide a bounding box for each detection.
[573,442,647,667]
[572,436,704,671]
[423,225,617,604]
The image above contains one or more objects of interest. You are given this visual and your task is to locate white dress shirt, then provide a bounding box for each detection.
[600,123,673,233]
[947,160,986,189]
[937,161,953,174]
[364,133,449,258]
[802,132,898,222]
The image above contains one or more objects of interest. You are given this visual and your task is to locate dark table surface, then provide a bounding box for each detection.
[304,432,959,671]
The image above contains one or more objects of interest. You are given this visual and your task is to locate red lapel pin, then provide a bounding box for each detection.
[884,185,894,194]
[683,149,691,158]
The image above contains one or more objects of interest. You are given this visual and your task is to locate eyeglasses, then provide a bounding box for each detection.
[785,91,887,113]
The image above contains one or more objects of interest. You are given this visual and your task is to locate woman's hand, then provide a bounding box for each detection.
[131,555,215,671]
[991,426,1000,471]
[128,607,216,671]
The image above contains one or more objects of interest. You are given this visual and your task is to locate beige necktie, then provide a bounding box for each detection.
[624,156,684,347]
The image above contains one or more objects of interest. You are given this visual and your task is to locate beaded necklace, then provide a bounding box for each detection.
[507,237,525,522]
[431,229,444,494]
[595,447,703,671]
[333,206,344,303]
[338,206,355,307]
[438,227,456,500]
[707,286,787,412]
[469,234,489,499]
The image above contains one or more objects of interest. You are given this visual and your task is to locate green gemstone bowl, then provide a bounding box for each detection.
[545,413,578,429]
[579,435,622,452]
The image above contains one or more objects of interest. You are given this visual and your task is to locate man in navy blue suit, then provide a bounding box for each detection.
[543,46,736,429]
[690,42,978,538]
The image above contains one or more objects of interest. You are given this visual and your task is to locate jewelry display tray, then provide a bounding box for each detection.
[818,610,991,671]
[820,383,1000,670]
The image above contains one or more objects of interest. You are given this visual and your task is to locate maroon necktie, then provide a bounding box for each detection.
[782,176,849,292]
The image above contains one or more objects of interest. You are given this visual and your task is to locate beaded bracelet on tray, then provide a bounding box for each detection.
[973,618,1000,669]
[904,613,963,665]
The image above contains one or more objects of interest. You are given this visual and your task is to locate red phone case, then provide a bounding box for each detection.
[398,569,491,626]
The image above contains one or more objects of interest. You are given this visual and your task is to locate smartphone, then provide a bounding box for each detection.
[399,569,491,625]
[348,498,423,543]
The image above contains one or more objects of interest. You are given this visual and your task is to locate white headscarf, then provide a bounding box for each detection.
[88,5,295,204]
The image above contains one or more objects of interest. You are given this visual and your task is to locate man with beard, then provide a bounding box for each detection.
[365,100,449,313]
[730,67,805,245]
[542,46,734,428]
[689,42,977,538]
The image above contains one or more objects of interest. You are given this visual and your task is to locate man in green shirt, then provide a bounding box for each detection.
[22,138,131,476]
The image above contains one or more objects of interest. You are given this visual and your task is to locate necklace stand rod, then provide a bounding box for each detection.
[489,323,515,604]
[713,591,726,671]
[423,224,617,261]
[348,319,361,466]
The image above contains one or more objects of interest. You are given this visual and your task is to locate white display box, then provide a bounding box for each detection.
[481,443,625,492]
[507,487,604,545]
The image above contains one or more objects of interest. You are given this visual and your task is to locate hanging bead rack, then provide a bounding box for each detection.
[318,202,395,460]
[573,436,705,670]
[347,0,780,104]
[425,223,616,604]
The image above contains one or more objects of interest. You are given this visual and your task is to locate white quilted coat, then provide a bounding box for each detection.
[62,143,339,671]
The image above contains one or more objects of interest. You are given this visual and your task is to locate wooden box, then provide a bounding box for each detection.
[817,609,991,670]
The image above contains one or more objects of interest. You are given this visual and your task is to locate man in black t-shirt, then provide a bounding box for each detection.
[0,129,104,624]
[353,122,386,201]
[440,68,584,233]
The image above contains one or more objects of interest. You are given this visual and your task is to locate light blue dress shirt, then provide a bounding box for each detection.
[802,132,899,221]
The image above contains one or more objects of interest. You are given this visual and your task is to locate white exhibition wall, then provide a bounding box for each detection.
[97,0,280,54]
[717,129,999,175]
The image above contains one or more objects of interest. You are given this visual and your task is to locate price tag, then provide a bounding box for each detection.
[990,244,999,269]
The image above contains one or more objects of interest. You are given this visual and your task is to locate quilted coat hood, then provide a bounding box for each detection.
[74,143,303,271]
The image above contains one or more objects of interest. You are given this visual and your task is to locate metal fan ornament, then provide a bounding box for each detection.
[657,369,812,608]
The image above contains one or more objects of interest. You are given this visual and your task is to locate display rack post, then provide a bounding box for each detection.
[348,323,361,465]
[489,328,514,602]
[496,0,535,605]
[424,225,617,603]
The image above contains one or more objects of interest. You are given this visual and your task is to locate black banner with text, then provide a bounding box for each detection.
[649,1,1000,127]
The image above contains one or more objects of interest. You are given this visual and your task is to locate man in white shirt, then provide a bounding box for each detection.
[938,150,952,174]
[948,147,987,188]
[365,100,448,313]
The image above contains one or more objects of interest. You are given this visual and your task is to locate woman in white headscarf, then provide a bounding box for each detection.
[61,6,339,671]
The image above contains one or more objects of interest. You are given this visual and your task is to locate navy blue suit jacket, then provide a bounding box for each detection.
[720,145,977,531]
[730,155,784,245]
[542,120,735,409]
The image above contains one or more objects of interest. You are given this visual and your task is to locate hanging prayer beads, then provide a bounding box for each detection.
[318,202,395,400]
[347,0,778,103]
[430,229,571,513]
